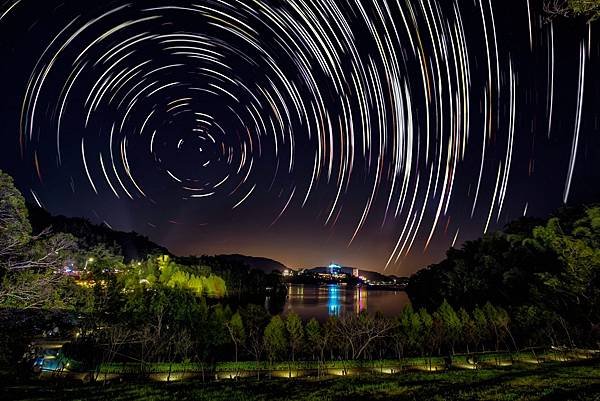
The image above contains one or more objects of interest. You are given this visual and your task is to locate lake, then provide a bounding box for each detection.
[281,284,410,321]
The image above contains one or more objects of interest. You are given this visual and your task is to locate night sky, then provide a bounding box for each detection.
[0,0,599,275]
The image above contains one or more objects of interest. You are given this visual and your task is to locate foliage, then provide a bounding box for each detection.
[407,205,600,348]
[264,315,287,364]
[545,0,600,21]
[226,312,246,363]
[0,170,31,251]
[121,255,226,298]
[304,318,321,359]
[285,312,304,361]
[0,170,76,309]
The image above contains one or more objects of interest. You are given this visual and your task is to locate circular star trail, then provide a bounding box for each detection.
[1,0,599,272]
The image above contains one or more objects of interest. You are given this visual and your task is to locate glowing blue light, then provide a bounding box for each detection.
[328,284,341,316]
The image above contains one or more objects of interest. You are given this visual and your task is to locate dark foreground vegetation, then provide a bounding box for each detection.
[407,204,600,349]
[3,360,600,401]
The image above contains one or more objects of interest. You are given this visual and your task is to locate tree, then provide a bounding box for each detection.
[417,308,434,358]
[484,303,505,352]
[334,311,394,360]
[393,305,421,360]
[0,170,31,258]
[202,274,227,298]
[544,0,600,21]
[225,312,245,365]
[305,317,333,378]
[285,312,304,363]
[434,300,462,355]
[495,306,518,351]
[0,170,76,309]
[473,307,489,352]
[305,318,321,360]
[402,305,422,357]
[458,308,477,353]
[241,304,269,379]
[98,324,132,383]
[264,315,287,368]
[533,213,600,325]
[175,329,194,362]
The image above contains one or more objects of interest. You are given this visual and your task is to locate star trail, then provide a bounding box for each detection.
[1,0,599,274]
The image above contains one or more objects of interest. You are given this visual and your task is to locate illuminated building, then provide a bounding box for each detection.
[328,263,342,275]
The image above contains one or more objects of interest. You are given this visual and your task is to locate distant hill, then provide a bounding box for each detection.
[217,254,288,274]
[25,204,291,272]
[27,205,169,262]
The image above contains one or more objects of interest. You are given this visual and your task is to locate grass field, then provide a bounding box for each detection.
[3,360,600,401]
[96,349,586,374]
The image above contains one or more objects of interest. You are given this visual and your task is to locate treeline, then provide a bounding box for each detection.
[59,299,521,379]
[175,255,287,301]
[407,205,600,348]
[257,301,516,367]
[123,255,226,298]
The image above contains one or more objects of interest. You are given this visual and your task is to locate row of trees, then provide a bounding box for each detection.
[230,302,516,371]
[62,298,522,381]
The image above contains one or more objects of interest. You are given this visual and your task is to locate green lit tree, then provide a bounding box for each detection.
[264,315,287,368]
[393,305,422,360]
[285,312,304,363]
[458,308,477,353]
[473,307,489,352]
[434,300,462,355]
[226,312,246,365]
[241,304,269,379]
[305,318,320,360]
[418,308,434,359]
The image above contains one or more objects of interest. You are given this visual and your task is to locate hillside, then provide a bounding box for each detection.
[27,204,169,262]
[26,204,291,274]
[217,254,288,274]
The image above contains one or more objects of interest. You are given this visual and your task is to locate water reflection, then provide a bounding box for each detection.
[285,284,408,321]
[328,285,341,316]
[355,286,367,314]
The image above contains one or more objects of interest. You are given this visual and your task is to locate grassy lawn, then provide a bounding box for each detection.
[97,350,579,374]
[3,360,600,401]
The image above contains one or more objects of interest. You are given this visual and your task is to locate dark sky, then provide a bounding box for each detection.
[0,0,599,275]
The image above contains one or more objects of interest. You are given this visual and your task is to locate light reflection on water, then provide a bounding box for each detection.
[284,284,410,321]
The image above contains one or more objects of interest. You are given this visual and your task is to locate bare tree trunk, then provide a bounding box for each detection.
[559,317,575,348]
